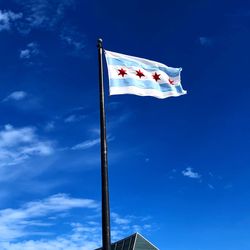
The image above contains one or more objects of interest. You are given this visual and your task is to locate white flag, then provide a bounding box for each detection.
[105,50,187,99]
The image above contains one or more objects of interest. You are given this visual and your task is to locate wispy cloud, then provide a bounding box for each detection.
[64,114,86,123]
[0,223,100,250]
[60,27,87,56]
[107,112,132,130]
[3,91,28,102]
[0,124,54,167]
[199,36,213,47]
[71,136,114,151]
[2,91,42,111]
[71,138,99,150]
[208,184,215,190]
[44,121,55,131]
[20,42,40,59]
[16,0,75,32]
[182,167,201,179]
[64,107,86,123]
[111,212,131,225]
[110,214,154,242]
[0,193,98,241]
[0,10,23,32]
[0,194,154,249]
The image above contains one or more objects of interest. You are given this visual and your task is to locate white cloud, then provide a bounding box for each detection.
[64,115,77,123]
[2,91,41,111]
[107,112,131,129]
[111,212,131,225]
[20,43,40,59]
[0,2,75,34]
[89,127,100,136]
[0,194,153,250]
[60,27,86,55]
[182,167,201,179]
[0,221,101,250]
[0,124,54,167]
[44,122,55,131]
[64,114,86,123]
[63,107,87,123]
[0,193,98,241]
[0,10,23,31]
[0,235,99,250]
[71,138,99,150]
[199,36,213,46]
[3,91,28,102]
[16,0,75,31]
[20,50,30,59]
[71,136,114,151]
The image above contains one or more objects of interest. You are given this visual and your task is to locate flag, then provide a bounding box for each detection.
[104,50,187,99]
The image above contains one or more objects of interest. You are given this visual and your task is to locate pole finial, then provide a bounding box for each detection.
[98,38,103,48]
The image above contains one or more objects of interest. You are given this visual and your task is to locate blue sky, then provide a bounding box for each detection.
[0,0,250,249]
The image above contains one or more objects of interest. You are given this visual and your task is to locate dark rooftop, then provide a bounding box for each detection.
[95,232,159,250]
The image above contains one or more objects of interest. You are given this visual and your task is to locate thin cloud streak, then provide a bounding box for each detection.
[0,124,54,167]
[199,36,213,47]
[71,136,114,151]
[3,91,28,102]
[71,138,99,150]
[208,184,215,189]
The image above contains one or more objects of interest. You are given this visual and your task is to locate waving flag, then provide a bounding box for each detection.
[105,50,187,99]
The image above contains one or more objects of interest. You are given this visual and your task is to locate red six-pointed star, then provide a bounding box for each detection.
[118,68,127,77]
[152,72,161,82]
[169,79,175,85]
[136,69,145,79]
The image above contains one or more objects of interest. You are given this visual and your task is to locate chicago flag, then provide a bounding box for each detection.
[104,50,187,99]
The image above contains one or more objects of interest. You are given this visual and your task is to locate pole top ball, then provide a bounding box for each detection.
[97,38,103,48]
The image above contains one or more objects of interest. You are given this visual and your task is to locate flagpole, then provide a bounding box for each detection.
[97,38,111,250]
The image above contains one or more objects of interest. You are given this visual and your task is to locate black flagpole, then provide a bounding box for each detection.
[97,38,111,250]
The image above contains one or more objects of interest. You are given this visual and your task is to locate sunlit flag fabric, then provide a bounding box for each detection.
[104,50,187,99]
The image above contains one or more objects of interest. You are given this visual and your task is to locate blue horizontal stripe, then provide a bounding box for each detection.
[109,78,186,94]
[106,56,181,78]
